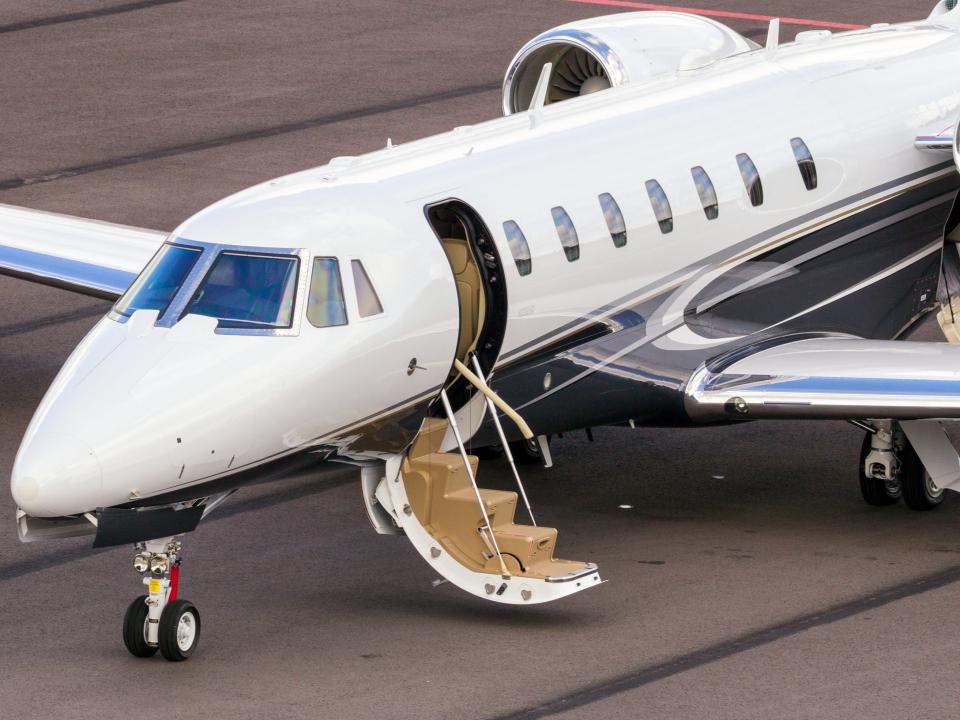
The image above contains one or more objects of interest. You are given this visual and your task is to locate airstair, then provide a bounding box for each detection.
[375,359,601,604]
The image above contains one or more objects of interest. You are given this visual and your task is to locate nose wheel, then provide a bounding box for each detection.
[122,595,157,658]
[123,538,201,661]
[159,599,201,660]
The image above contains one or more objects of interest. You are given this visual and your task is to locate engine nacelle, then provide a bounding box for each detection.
[502,11,758,115]
[929,0,960,22]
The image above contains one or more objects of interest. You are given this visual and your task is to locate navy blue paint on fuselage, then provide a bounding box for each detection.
[482,174,960,441]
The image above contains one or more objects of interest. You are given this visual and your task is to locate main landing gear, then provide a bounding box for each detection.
[858,423,946,511]
[122,537,201,661]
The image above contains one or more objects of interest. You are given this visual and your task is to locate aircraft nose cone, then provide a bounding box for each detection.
[11,432,103,517]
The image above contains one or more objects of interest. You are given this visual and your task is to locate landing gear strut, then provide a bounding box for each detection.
[857,423,946,511]
[858,426,902,506]
[122,537,201,661]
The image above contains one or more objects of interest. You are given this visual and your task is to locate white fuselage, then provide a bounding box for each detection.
[11,16,960,518]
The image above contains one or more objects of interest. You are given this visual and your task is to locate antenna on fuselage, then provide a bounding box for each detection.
[766,18,781,55]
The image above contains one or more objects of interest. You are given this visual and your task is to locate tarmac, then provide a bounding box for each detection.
[1,1,958,718]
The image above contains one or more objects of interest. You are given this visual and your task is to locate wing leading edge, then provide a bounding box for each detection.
[0,204,164,299]
[685,335,960,422]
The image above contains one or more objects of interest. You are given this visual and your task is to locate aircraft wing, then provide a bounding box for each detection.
[915,131,956,152]
[0,203,165,299]
[684,335,960,422]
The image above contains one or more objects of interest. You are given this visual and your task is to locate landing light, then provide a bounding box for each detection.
[133,554,150,573]
[149,556,169,574]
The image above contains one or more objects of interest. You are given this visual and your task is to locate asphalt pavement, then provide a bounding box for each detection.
[1,1,958,718]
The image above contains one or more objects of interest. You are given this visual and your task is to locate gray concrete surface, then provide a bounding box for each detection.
[1,1,958,718]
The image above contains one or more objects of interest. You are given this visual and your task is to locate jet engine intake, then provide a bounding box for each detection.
[502,11,759,115]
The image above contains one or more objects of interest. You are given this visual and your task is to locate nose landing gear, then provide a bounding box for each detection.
[122,537,201,661]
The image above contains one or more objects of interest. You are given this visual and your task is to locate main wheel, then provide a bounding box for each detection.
[858,433,901,506]
[122,595,157,658]
[900,440,946,511]
[158,599,201,661]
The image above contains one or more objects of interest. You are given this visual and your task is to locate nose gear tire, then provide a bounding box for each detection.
[158,599,201,661]
[122,595,157,658]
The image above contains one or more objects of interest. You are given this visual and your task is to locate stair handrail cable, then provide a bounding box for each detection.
[439,388,511,578]
[468,353,536,526]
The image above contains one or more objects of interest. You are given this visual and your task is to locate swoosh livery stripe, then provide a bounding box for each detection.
[498,162,956,366]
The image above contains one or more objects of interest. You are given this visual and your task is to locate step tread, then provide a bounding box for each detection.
[409,418,450,459]
[493,522,557,542]
[408,452,478,473]
[445,487,517,506]
[525,557,591,578]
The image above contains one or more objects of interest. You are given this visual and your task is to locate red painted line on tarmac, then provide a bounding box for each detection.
[564,0,868,30]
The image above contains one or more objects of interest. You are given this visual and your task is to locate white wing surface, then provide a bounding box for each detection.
[0,203,165,298]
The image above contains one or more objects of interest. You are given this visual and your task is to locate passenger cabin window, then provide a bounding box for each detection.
[551,207,580,262]
[184,251,299,330]
[691,166,719,220]
[599,193,627,247]
[351,260,383,317]
[307,258,348,327]
[790,137,818,191]
[503,220,532,276]
[645,180,674,234]
[115,243,202,317]
[736,153,764,207]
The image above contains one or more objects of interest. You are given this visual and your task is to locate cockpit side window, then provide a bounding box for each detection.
[183,251,299,329]
[351,260,383,317]
[307,258,348,328]
[115,243,202,317]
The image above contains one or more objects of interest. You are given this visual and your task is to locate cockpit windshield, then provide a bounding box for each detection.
[182,251,299,329]
[115,243,202,317]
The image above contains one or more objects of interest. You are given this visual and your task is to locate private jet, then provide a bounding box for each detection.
[4,1,960,661]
